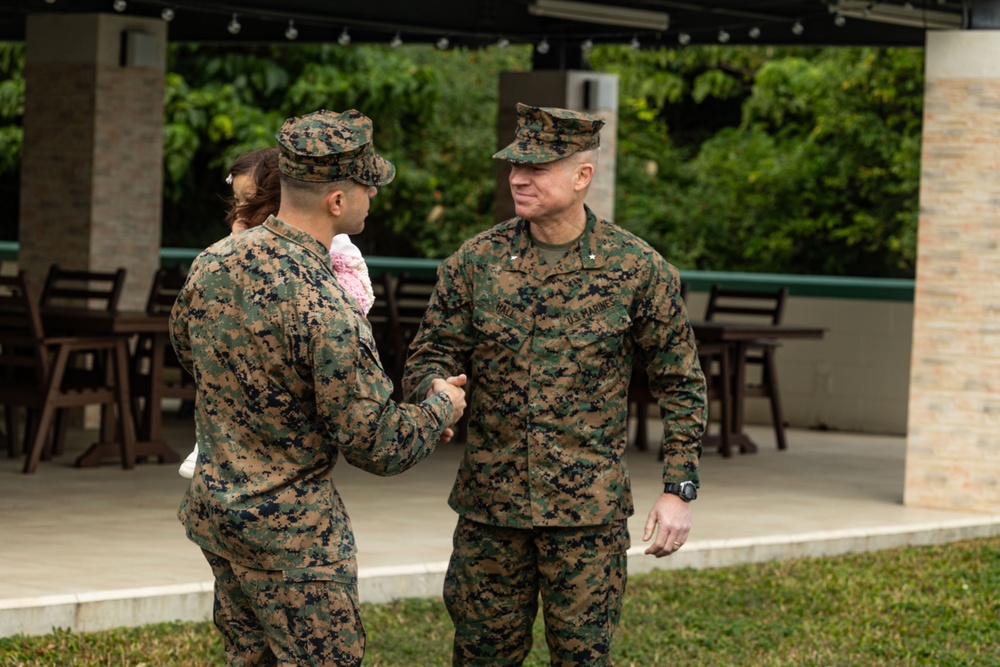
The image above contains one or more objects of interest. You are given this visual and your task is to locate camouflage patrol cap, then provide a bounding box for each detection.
[493,103,604,164]
[276,109,395,186]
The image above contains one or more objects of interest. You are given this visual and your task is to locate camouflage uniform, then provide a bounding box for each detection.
[171,109,451,666]
[404,104,706,666]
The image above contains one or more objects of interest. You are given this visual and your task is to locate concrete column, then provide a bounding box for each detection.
[905,30,1000,513]
[495,71,618,224]
[19,14,166,310]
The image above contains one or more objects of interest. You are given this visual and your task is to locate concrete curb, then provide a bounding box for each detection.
[3,516,999,637]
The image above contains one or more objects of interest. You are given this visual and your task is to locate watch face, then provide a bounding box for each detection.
[680,483,697,501]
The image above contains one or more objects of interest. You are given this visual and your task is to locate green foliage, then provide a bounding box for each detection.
[2,537,998,665]
[0,42,23,241]
[591,45,924,277]
[0,41,924,276]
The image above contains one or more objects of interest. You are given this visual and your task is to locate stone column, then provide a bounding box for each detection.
[19,13,166,310]
[495,71,619,224]
[905,30,1000,513]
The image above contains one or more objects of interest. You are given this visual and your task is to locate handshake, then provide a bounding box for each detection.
[429,374,468,443]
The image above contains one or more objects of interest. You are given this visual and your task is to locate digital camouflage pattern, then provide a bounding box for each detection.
[204,549,365,666]
[444,518,628,666]
[492,103,605,164]
[171,215,453,572]
[403,205,706,530]
[276,108,395,185]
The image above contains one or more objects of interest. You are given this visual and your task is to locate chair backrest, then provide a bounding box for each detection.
[40,264,127,311]
[0,271,48,395]
[704,285,788,325]
[393,273,437,337]
[145,266,187,315]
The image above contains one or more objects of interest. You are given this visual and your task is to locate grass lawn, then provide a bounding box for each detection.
[2,536,998,666]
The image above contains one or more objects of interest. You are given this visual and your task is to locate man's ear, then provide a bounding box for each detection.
[574,162,595,192]
[325,188,345,217]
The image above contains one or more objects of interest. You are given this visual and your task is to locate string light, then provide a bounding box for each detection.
[834,14,847,27]
[161,7,174,22]
[791,20,804,35]
[337,27,351,45]
[227,13,241,35]
[284,20,298,40]
[629,34,640,50]
[112,0,127,12]
[717,29,730,43]
[436,36,449,50]
[678,32,691,45]
[536,37,550,54]
[749,26,761,39]
[390,32,403,48]
[497,36,510,48]
[581,38,594,54]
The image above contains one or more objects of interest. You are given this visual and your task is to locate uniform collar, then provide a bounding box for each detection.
[263,215,335,275]
[502,205,606,277]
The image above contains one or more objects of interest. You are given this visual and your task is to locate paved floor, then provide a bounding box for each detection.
[2,413,999,637]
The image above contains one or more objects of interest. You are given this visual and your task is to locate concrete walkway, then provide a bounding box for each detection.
[2,415,999,637]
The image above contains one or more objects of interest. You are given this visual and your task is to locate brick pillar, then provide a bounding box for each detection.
[495,71,618,224]
[905,31,1000,513]
[19,14,165,310]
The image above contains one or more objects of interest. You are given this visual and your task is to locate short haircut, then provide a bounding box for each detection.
[279,172,355,209]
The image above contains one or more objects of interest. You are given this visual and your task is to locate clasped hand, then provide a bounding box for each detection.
[429,375,468,443]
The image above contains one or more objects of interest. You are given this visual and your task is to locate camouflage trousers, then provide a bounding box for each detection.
[443,517,630,667]
[202,549,365,667]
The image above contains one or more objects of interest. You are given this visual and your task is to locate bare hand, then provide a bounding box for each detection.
[430,374,467,427]
[643,494,692,558]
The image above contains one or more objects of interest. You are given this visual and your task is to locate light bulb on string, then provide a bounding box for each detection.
[749,26,761,39]
[338,28,351,46]
[791,20,804,35]
[536,38,550,55]
[717,29,730,43]
[112,0,127,12]
[436,36,449,49]
[834,14,847,27]
[581,38,594,54]
[161,7,174,22]
[227,14,241,35]
[629,35,640,50]
[497,36,510,48]
[678,32,691,45]
[285,20,298,40]
[390,32,403,48]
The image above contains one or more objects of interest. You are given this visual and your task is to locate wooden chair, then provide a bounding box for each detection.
[131,266,195,442]
[366,274,406,399]
[40,264,126,311]
[0,271,136,473]
[38,264,128,455]
[704,284,789,451]
[697,342,733,457]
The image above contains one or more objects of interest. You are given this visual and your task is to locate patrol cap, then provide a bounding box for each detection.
[276,109,395,186]
[493,103,604,165]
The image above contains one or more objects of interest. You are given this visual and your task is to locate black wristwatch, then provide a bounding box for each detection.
[664,481,697,502]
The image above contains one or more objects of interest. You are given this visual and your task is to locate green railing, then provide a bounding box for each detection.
[4,242,915,302]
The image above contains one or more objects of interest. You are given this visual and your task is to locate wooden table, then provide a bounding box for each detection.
[691,321,826,454]
[40,308,180,468]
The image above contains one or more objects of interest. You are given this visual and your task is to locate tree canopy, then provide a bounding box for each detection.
[0,41,924,277]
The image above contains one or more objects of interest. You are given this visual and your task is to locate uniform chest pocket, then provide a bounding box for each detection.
[567,306,633,377]
[472,303,529,353]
